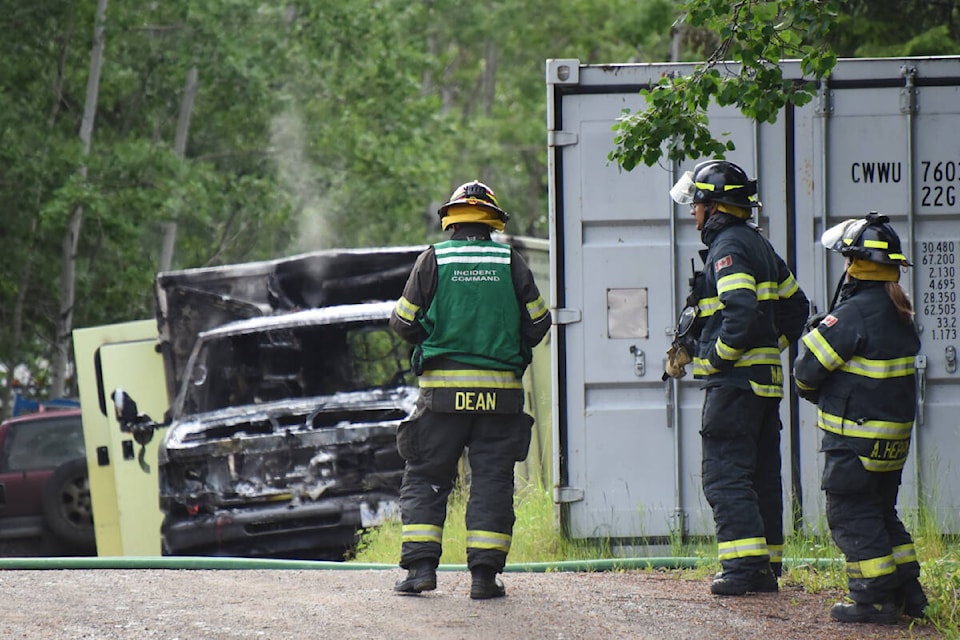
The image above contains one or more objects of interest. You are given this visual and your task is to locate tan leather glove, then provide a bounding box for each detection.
[664,344,692,379]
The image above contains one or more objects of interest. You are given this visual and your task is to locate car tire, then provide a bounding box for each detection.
[42,457,96,551]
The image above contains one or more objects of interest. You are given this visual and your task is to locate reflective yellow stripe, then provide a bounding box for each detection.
[734,347,781,367]
[718,537,769,560]
[526,295,548,321]
[778,274,799,298]
[715,338,743,362]
[395,296,419,322]
[420,369,523,389]
[695,347,782,396]
[466,529,511,552]
[694,348,781,374]
[817,409,913,440]
[693,357,720,376]
[840,355,915,379]
[698,296,722,317]
[892,543,917,565]
[860,456,908,472]
[801,328,845,370]
[401,524,443,544]
[768,544,783,564]
[777,334,789,352]
[756,281,778,301]
[717,272,756,295]
[749,380,784,398]
[846,554,896,579]
[695,181,750,193]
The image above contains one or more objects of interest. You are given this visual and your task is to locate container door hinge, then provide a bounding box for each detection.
[554,486,585,504]
[816,79,833,117]
[670,509,688,538]
[900,65,918,115]
[548,131,579,148]
[945,345,956,374]
[915,354,927,426]
[553,308,582,325]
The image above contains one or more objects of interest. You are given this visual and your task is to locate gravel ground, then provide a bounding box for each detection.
[0,567,944,640]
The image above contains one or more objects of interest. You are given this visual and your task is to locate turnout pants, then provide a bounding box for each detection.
[396,403,533,572]
[701,386,784,577]
[822,440,920,604]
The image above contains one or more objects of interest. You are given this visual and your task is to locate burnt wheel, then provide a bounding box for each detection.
[42,457,95,550]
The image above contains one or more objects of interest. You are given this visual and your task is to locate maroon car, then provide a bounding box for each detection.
[0,409,95,555]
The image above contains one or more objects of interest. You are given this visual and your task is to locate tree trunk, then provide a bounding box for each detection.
[50,0,108,398]
[160,66,198,272]
[670,24,683,62]
[480,38,498,117]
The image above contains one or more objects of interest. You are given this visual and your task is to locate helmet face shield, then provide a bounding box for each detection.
[821,213,912,266]
[670,171,697,205]
[820,218,862,253]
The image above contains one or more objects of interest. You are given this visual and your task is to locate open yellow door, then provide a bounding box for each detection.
[73,321,168,556]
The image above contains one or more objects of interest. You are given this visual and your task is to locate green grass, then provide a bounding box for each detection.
[351,481,959,636]
[351,480,615,566]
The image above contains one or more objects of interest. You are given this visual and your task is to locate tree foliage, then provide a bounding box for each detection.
[609,0,841,170]
[828,0,960,58]
[2,0,958,407]
[0,0,675,408]
[609,0,960,171]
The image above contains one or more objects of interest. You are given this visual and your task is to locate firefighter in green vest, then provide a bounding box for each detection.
[390,180,550,599]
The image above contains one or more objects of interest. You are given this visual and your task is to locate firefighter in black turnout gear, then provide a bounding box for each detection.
[390,180,550,599]
[667,161,809,596]
[794,213,927,624]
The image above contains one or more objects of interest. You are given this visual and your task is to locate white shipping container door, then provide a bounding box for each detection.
[546,60,796,543]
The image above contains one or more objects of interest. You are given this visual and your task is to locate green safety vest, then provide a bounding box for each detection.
[419,240,524,374]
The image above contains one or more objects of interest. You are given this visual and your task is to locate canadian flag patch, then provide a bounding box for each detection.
[714,255,733,272]
[822,314,839,327]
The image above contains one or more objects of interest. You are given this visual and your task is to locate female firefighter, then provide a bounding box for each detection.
[794,212,927,624]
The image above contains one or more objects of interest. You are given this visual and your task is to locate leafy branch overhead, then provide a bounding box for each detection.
[609,0,841,170]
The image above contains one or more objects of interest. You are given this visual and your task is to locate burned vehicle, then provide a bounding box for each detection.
[112,247,423,559]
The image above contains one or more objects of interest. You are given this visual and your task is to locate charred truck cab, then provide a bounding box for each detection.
[112,247,423,559]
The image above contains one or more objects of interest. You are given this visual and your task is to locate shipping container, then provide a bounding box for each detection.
[546,56,960,547]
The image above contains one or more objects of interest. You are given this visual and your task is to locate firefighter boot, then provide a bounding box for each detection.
[710,568,779,596]
[470,565,506,600]
[897,578,928,619]
[830,600,899,625]
[394,559,437,595]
